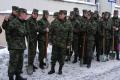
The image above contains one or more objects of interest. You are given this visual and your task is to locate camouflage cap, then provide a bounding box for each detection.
[12,6,19,11]
[73,7,79,11]
[104,12,111,16]
[70,11,75,16]
[94,10,98,14]
[43,10,49,15]
[59,10,65,14]
[114,10,118,13]
[53,12,59,16]
[18,8,27,14]
[83,9,87,13]
[32,9,39,14]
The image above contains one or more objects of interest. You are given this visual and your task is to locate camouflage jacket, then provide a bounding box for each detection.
[70,18,81,40]
[99,19,112,39]
[2,14,16,42]
[111,17,120,37]
[83,19,97,41]
[26,17,38,41]
[7,17,27,50]
[37,18,50,41]
[50,19,73,48]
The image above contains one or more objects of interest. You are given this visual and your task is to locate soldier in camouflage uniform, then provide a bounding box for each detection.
[82,11,97,68]
[65,11,75,61]
[111,10,120,60]
[72,8,82,63]
[80,9,88,64]
[37,10,50,69]
[48,10,73,75]
[92,11,101,61]
[7,8,27,80]
[26,9,39,74]
[2,6,19,45]
[99,12,112,61]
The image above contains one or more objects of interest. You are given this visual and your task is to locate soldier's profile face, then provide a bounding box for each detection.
[114,13,118,17]
[105,14,109,19]
[32,13,38,19]
[59,14,65,20]
[75,11,79,16]
[20,13,27,20]
[45,14,49,19]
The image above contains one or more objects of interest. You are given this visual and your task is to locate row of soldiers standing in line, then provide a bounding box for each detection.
[1,6,120,80]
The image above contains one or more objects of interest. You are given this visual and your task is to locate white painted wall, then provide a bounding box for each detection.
[0,0,96,15]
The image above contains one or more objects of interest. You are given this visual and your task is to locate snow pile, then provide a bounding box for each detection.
[0,45,120,80]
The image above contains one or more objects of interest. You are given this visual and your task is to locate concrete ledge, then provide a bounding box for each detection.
[62,0,96,6]
[115,5,120,9]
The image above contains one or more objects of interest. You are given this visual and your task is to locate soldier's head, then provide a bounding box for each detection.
[86,10,92,20]
[69,11,75,20]
[73,7,79,16]
[93,10,99,20]
[12,6,19,16]
[18,8,27,20]
[113,10,118,18]
[32,9,39,19]
[83,9,87,17]
[104,12,110,20]
[43,10,49,19]
[53,12,59,18]
[58,10,66,20]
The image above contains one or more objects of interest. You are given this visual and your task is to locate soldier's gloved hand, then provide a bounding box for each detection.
[45,27,49,32]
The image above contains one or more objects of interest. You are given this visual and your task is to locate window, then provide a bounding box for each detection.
[87,0,90,2]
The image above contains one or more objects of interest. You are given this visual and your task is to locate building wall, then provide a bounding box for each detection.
[0,0,96,14]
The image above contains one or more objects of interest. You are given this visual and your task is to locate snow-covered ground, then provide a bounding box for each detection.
[0,45,120,80]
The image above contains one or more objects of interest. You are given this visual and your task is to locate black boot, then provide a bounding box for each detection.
[33,65,38,69]
[116,52,120,60]
[15,74,27,80]
[72,58,77,63]
[39,64,44,69]
[96,53,100,62]
[87,64,91,68]
[43,62,46,66]
[87,58,91,68]
[48,64,55,74]
[58,65,63,75]
[33,65,38,72]
[9,75,14,80]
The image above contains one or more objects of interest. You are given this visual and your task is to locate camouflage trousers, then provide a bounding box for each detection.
[28,39,37,66]
[83,39,94,64]
[51,45,66,66]
[38,40,46,64]
[8,49,24,76]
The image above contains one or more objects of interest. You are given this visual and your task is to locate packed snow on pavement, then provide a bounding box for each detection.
[0,45,120,80]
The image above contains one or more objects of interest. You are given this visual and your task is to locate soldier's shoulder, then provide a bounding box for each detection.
[51,19,59,25]
[9,18,19,25]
